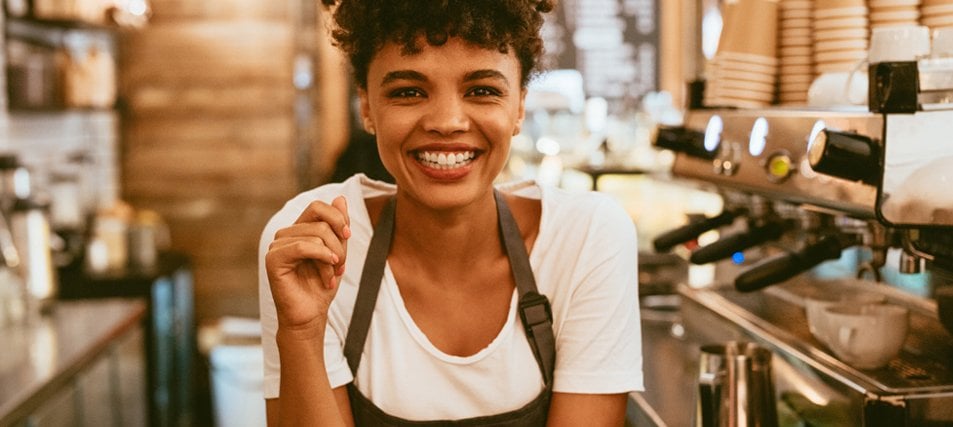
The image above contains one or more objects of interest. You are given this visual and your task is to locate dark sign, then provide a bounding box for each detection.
[540,0,660,102]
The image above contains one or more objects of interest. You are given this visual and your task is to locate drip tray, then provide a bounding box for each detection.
[680,278,953,396]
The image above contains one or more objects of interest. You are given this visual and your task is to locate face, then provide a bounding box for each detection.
[359,37,526,211]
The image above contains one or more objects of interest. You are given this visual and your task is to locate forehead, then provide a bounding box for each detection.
[367,37,521,84]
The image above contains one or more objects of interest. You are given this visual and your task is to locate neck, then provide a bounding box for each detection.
[390,190,504,273]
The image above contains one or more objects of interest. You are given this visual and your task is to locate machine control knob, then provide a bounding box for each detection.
[654,126,717,160]
[766,152,794,182]
[807,129,880,185]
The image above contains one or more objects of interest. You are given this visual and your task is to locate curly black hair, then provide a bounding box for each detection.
[319,0,555,88]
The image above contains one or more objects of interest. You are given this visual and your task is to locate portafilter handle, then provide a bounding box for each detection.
[689,221,786,265]
[734,235,846,293]
[653,210,740,253]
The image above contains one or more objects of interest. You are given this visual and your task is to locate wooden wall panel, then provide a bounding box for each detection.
[121,22,293,86]
[120,0,300,323]
[148,0,290,22]
[191,264,261,323]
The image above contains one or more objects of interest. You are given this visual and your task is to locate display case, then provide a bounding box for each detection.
[57,251,194,427]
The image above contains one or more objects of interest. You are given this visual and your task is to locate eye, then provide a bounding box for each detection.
[467,86,503,97]
[388,87,425,98]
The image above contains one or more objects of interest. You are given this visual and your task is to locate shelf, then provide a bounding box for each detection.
[6,15,120,31]
[4,16,116,48]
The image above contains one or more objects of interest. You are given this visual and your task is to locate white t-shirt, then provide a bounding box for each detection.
[259,174,643,421]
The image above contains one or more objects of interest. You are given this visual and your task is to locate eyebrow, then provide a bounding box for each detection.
[379,69,510,86]
[381,70,426,85]
[463,69,510,85]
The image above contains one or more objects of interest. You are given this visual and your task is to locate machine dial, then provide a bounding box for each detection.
[807,128,880,185]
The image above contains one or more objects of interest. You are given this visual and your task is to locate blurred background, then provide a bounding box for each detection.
[0,2,708,425]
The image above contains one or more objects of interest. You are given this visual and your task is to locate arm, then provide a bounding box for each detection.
[547,393,627,427]
[266,386,353,427]
[263,196,355,426]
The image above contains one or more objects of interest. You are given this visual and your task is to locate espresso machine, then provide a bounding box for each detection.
[632,57,953,426]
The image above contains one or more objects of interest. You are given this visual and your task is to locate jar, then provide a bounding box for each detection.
[10,198,57,313]
[128,209,165,270]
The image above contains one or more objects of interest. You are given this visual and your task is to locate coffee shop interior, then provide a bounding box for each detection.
[4,0,953,425]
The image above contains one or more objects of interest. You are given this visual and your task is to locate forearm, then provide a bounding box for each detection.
[275,319,348,427]
[546,392,627,427]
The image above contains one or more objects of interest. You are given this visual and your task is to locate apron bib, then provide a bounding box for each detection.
[342,191,555,426]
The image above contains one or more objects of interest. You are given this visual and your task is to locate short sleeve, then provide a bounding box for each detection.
[551,196,643,393]
[259,210,286,399]
[258,189,357,398]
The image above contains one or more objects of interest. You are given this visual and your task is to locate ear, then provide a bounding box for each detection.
[358,88,376,135]
[513,88,527,136]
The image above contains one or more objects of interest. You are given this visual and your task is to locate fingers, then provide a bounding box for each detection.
[268,237,340,268]
[274,222,346,261]
[267,238,340,291]
[315,259,337,290]
[294,196,350,241]
[269,195,352,289]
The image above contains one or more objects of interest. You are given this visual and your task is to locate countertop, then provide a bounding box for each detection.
[0,298,147,425]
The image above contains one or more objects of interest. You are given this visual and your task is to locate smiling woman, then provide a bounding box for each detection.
[258,1,643,426]
[362,37,524,210]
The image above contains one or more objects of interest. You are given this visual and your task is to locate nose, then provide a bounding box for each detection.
[422,95,470,135]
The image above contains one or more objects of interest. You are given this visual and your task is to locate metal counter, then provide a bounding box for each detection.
[0,298,146,425]
[630,277,953,426]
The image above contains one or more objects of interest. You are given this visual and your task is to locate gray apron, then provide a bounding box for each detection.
[342,191,556,426]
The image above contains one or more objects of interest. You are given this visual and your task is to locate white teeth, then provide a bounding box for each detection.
[415,150,476,169]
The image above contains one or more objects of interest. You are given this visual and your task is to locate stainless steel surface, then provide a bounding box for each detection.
[695,341,778,427]
[644,106,953,426]
[916,58,953,92]
[683,279,953,396]
[677,109,881,218]
[879,110,953,227]
[634,286,846,427]
[634,276,953,426]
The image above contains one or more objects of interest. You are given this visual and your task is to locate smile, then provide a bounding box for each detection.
[414,151,476,169]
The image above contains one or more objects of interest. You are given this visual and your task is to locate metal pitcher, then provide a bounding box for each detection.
[695,341,778,427]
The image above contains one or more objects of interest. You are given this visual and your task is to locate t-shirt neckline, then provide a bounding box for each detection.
[382,264,519,365]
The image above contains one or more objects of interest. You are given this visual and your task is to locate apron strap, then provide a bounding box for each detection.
[494,190,555,387]
[344,196,396,375]
[343,192,556,387]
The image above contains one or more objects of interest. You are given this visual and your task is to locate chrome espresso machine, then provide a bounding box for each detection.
[632,56,953,426]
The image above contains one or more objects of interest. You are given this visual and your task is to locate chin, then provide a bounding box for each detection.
[403,181,494,211]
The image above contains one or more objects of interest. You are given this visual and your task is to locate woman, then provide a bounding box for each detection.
[259,1,643,425]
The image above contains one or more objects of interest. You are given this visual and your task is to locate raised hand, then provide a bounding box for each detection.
[265,196,350,331]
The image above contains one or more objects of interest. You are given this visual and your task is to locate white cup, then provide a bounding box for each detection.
[932,28,953,58]
[807,69,869,107]
[823,303,909,369]
[804,291,886,346]
[869,25,931,63]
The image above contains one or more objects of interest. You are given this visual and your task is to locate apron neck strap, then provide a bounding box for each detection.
[344,191,555,386]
